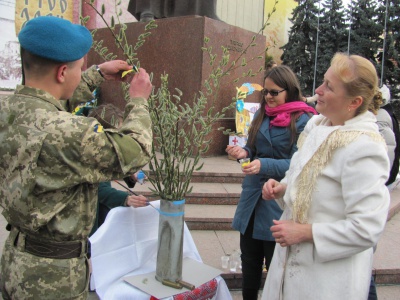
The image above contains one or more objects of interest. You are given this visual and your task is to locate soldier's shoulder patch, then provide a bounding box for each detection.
[94,124,103,133]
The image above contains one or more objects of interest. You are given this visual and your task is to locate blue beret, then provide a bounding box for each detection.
[18,16,93,62]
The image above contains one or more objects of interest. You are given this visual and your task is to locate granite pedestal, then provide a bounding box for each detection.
[87,15,266,156]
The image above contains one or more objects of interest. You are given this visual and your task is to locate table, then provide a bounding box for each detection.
[90,201,232,299]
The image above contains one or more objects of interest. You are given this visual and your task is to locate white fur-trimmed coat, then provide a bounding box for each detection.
[262,112,390,300]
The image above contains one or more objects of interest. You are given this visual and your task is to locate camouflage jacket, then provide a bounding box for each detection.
[0,66,152,241]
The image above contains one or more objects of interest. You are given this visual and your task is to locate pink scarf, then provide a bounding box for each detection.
[265,101,317,127]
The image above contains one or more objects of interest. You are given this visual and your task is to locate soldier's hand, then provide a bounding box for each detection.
[129,68,152,100]
[97,60,132,81]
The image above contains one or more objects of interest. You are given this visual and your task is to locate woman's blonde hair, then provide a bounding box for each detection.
[330,53,381,115]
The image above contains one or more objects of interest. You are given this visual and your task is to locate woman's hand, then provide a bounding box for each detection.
[225,145,247,159]
[125,194,148,208]
[262,179,286,200]
[271,220,313,247]
[242,159,261,175]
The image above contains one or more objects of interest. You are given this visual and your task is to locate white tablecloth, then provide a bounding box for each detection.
[90,201,232,300]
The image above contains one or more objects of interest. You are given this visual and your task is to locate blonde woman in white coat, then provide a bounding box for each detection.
[261,53,390,300]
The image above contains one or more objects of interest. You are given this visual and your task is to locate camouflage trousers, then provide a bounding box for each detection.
[1,229,90,299]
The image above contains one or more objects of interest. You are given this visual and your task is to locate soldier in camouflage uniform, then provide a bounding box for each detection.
[0,16,153,299]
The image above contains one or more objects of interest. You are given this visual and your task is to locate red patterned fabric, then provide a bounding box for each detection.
[173,278,218,300]
[150,296,159,300]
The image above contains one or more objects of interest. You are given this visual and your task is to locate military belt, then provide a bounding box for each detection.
[10,226,88,259]
[24,235,88,259]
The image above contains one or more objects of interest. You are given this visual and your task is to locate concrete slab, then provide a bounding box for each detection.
[127,181,242,196]
[190,182,228,194]
[214,231,241,257]
[376,284,400,300]
[388,182,400,219]
[373,212,400,284]
[190,230,227,271]
[190,230,240,271]
[185,205,237,219]
[139,153,241,174]
[221,183,243,195]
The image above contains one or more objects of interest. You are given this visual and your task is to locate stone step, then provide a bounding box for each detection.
[183,182,241,205]
[185,204,236,230]
[388,182,400,220]
[115,181,242,205]
[139,171,244,185]
[190,171,244,184]
[142,155,245,185]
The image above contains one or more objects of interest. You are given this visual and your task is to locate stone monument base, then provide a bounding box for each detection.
[87,15,265,156]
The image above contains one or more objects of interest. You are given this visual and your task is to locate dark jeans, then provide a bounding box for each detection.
[368,275,378,300]
[240,212,276,300]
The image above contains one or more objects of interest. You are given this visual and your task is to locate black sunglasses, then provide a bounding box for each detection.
[261,88,286,97]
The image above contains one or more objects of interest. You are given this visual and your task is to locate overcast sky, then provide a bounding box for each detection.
[343,0,379,8]
[0,0,16,52]
[0,0,14,20]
